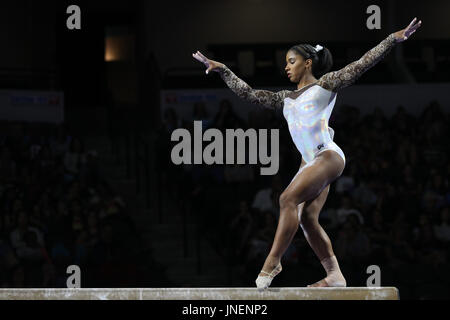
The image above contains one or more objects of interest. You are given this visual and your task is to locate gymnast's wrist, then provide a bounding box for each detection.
[217,63,228,73]
[390,32,402,43]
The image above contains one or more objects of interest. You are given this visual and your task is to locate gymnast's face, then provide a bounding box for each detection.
[285,50,312,83]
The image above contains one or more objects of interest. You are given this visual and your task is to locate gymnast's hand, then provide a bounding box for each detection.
[192,51,225,74]
[393,17,422,42]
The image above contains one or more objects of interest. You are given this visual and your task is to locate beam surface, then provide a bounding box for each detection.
[0,287,399,300]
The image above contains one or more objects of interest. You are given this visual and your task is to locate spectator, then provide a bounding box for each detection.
[385,223,415,269]
[192,102,213,129]
[246,210,276,263]
[366,209,390,260]
[0,147,16,181]
[10,212,45,258]
[351,179,377,214]
[251,175,283,217]
[63,137,87,179]
[433,206,450,243]
[224,163,255,184]
[335,163,356,194]
[413,214,441,258]
[229,200,254,258]
[335,214,371,264]
[213,99,245,131]
[335,194,364,226]
[0,122,162,288]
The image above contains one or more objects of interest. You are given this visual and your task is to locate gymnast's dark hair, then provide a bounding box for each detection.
[288,44,333,78]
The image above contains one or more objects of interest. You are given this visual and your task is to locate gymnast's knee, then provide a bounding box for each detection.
[279,191,300,212]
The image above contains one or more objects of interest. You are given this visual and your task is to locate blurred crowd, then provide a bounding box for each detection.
[0,122,166,288]
[157,98,450,299]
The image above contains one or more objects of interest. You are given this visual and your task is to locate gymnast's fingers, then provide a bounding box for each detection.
[406,17,417,30]
[411,20,422,31]
[192,52,207,64]
[407,18,421,33]
[196,51,209,61]
[192,52,202,62]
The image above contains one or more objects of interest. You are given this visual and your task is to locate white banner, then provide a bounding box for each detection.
[0,90,64,123]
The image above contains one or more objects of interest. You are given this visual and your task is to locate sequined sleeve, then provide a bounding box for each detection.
[218,65,291,109]
[317,33,397,92]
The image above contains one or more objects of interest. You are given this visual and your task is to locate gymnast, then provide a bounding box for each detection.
[193,17,421,289]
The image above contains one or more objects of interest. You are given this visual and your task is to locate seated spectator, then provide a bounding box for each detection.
[49,125,70,159]
[335,194,364,226]
[318,208,339,230]
[29,204,47,233]
[334,164,356,194]
[224,163,255,184]
[74,230,89,266]
[366,209,390,249]
[0,146,16,181]
[0,123,161,288]
[213,99,245,131]
[353,182,378,216]
[391,105,416,137]
[86,211,100,245]
[246,210,276,263]
[374,184,399,217]
[192,102,213,129]
[20,230,52,286]
[229,200,254,258]
[161,107,181,133]
[251,175,283,217]
[63,137,87,181]
[425,172,447,209]
[413,214,441,257]
[10,212,45,259]
[433,206,450,243]
[385,223,415,269]
[335,214,371,264]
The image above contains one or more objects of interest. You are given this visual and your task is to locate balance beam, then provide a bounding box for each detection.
[0,287,399,300]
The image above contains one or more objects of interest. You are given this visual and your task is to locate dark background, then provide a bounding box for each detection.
[0,0,449,299]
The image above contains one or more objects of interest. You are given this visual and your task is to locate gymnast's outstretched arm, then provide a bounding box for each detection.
[317,17,422,92]
[193,51,290,110]
[217,65,291,110]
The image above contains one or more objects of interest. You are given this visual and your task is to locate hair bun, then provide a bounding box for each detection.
[314,44,323,52]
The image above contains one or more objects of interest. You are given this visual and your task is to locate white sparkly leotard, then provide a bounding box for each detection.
[218,33,397,165]
[283,83,343,163]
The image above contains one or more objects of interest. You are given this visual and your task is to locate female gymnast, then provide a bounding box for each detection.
[193,17,421,289]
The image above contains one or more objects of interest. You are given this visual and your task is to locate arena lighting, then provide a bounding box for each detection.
[104,34,135,62]
[105,36,123,61]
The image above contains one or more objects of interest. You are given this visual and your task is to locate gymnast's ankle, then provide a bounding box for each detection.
[260,255,280,274]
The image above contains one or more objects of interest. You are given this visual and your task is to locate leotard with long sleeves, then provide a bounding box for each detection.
[218,33,397,164]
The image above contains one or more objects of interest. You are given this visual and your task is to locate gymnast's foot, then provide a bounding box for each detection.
[308,255,347,287]
[307,273,347,287]
[255,256,282,290]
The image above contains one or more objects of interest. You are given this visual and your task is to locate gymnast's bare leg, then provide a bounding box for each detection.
[298,177,346,287]
[256,150,345,288]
